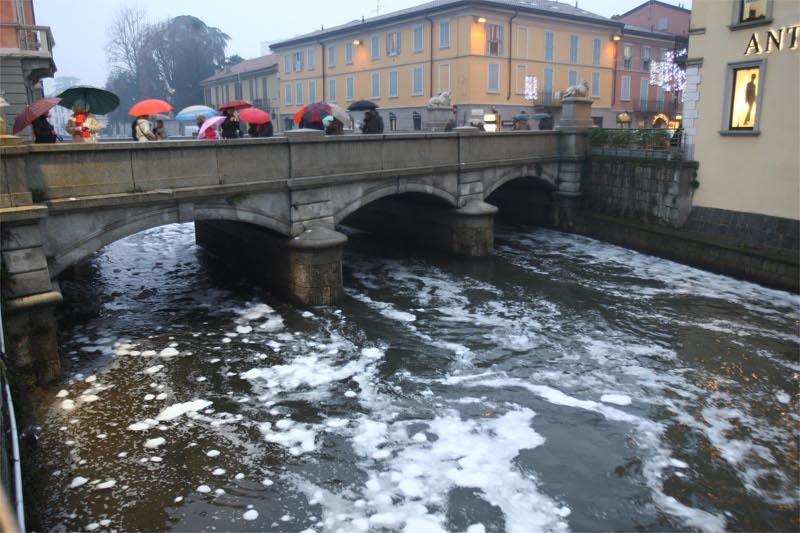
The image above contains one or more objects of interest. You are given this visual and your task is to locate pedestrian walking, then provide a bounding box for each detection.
[361,110,384,134]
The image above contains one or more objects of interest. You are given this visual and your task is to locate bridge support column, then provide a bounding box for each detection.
[195,221,346,306]
[553,97,593,231]
[345,198,498,257]
[1,218,63,385]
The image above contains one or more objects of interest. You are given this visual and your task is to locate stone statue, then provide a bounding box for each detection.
[428,91,452,107]
[563,79,590,98]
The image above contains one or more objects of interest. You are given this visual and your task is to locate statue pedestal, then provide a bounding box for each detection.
[425,106,454,131]
[558,97,595,130]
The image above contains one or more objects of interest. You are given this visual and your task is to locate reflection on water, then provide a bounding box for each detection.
[28,224,799,532]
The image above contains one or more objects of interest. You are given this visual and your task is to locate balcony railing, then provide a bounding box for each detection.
[540,91,562,106]
[0,24,54,56]
[635,99,681,114]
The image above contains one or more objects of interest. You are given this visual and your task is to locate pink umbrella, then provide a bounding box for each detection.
[13,97,61,134]
[198,115,225,138]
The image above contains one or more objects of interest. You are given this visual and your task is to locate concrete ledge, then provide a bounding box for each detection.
[2,290,63,314]
[0,205,48,223]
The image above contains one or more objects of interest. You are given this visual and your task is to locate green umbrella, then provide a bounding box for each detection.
[56,86,120,115]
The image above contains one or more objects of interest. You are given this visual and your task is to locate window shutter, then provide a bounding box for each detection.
[498,26,505,55]
[386,34,391,56]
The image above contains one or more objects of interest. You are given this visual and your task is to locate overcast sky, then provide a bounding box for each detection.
[35,0,691,91]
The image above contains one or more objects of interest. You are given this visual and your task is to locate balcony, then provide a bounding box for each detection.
[0,24,55,58]
[635,99,681,115]
[540,91,562,106]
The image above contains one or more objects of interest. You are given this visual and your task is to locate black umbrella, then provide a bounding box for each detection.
[532,113,550,120]
[348,99,379,111]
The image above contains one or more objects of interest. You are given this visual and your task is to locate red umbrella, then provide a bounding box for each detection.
[218,99,253,111]
[128,99,173,116]
[239,108,271,124]
[293,102,332,125]
[12,97,61,134]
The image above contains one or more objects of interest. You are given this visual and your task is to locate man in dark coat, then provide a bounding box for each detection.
[32,113,57,143]
[361,110,384,134]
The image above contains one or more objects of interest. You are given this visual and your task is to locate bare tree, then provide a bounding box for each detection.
[106,6,148,76]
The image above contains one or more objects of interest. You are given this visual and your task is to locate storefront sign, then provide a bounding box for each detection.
[744,25,800,55]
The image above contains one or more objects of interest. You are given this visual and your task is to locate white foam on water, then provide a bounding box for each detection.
[96,480,116,489]
[206,450,220,457]
[243,510,259,521]
[70,477,88,488]
[156,400,213,421]
[197,485,211,493]
[601,394,632,406]
[144,437,166,449]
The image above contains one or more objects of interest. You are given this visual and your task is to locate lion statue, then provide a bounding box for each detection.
[563,79,590,98]
[428,91,451,107]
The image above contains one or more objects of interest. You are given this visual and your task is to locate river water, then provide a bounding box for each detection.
[28,223,799,532]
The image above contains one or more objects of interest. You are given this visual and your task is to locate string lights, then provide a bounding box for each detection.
[524,75,538,101]
[650,48,687,95]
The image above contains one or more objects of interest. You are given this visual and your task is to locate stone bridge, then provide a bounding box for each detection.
[1,121,591,383]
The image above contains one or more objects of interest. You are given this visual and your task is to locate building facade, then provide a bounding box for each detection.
[612,0,691,36]
[683,0,799,253]
[0,0,56,132]
[200,54,282,132]
[270,0,625,131]
[611,25,688,128]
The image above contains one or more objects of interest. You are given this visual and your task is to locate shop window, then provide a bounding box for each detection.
[724,61,765,132]
[738,0,768,24]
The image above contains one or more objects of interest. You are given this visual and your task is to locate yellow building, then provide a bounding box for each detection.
[200,54,283,131]
[270,0,625,131]
[682,0,799,253]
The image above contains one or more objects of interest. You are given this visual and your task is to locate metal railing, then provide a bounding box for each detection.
[590,128,692,160]
[635,99,680,114]
[540,91,562,106]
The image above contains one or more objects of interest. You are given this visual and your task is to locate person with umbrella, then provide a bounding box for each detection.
[32,112,57,143]
[361,109,384,134]
[66,103,103,143]
[220,107,241,139]
[134,115,155,141]
[154,120,168,140]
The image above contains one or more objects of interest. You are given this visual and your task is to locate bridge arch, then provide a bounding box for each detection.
[481,163,558,201]
[333,182,458,226]
[45,201,291,278]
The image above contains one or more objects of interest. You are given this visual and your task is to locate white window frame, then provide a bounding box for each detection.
[622,44,633,70]
[371,35,381,59]
[284,83,292,105]
[569,34,579,64]
[439,20,451,49]
[308,79,316,103]
[293,51,304,72]
[591,71,600,97]
[295,81,303,105]
[346,42,354,64]
[621,75,631,101]
[328,45,336,68]
[388,69,399,98]
[568,69,578,87]
[639,77,650,107]
[487,61,500,93]
[413,25,424,53]
[517,26,528,58]
[283,54,291,73]
[328,78,336,102]
[544,31,555,61]
[438,63,451,92]
[386,31,400,56]
[486,22,504,57]
[307,47,316,70]
[346,76,355,100]
[658,17,668,30]
[641,46,651,71]
[412,66,424,96]
[515,64,528,94]
[592,37,602,66]
[371,72,381,99]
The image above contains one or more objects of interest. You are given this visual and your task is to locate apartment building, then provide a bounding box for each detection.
[682,0,799,254]
[270,0,625,130]
[200,54,282,131]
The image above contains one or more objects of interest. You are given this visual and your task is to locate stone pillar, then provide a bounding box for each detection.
[552,97,594,231]
[1,219,63,385]
[425,106,455,131]
[448,201,498,256]
[195,221,347,306]
[286,226,347,306]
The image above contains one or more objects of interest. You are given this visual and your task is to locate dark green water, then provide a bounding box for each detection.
[28,224,799,532]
